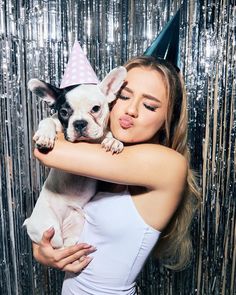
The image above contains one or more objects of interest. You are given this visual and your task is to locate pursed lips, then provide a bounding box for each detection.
[119,115,134,129]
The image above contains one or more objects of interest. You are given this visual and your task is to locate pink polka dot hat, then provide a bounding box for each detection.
[60,41,99,88]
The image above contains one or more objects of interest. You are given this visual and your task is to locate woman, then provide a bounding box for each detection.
[33,56,201,294]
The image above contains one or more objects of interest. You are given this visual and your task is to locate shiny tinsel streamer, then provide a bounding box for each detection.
[0,0,235,294]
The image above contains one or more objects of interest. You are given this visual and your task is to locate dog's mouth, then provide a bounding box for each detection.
[75,129,88,138]
[64,129,103,142]
[64,131,88,142]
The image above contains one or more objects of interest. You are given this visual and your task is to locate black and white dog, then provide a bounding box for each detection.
[24,67,127,248]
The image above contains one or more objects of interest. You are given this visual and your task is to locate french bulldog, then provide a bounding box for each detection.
[23,66,127,248]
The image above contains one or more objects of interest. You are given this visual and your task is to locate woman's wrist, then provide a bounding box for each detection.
[34,133,69,167]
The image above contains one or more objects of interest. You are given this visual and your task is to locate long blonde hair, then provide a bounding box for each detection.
[125,56,201,270]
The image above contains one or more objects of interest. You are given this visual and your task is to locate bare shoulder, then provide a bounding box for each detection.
[141,143,187,162]
[129,143,188,191]
[134,143,187,167]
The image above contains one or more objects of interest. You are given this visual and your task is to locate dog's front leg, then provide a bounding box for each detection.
[33,113,62,150]
[101,131,124,154]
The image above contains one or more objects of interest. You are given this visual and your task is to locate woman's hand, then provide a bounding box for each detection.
[32,227,96,273]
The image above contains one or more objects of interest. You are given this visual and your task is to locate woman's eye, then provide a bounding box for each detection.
[91,105,101,113]
[117,93,130,100]
[144,104,158,112]
[59,109,69,117]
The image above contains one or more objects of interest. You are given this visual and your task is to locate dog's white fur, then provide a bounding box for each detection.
[24,67,127,248]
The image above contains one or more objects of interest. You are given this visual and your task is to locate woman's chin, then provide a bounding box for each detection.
[112,133,142,144]
[112,134,133,144]
[111,127,144,144]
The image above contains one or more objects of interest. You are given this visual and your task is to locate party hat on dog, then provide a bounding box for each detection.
[144,9,180,70]
[60,41,99,88]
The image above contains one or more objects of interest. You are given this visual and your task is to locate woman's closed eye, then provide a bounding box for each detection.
[143,103,158,112]
[118,92,159,112]
[117,93,130,100]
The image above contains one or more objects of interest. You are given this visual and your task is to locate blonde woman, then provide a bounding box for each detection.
[33,56,201,294]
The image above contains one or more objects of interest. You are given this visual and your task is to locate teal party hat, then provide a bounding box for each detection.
[144,9,180,70]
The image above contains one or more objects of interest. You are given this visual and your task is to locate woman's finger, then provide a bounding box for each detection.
[62,256,93,273]
[55,243,94,261]
[40,227,55,246]
[55,246,97,269]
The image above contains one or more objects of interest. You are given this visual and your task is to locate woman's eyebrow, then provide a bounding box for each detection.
[123,86,133,93]
[123,86,162,104]
[143,94,162,104]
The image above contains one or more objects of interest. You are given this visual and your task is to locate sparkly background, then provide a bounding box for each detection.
[0,0,235,294]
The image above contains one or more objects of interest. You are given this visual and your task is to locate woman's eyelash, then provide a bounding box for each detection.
[118,93,130,100]
[117,93,158,111]
[144,104,158,111]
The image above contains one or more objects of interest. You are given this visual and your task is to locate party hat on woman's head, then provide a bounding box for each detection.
[144,9,180,70]
[60,41,99,88]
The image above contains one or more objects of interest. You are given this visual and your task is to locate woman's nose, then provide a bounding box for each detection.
[125,100,139,118]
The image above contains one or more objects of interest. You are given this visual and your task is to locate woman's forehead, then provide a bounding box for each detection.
[125,67,167,100]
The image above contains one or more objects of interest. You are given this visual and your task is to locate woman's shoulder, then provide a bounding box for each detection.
[154,144,187,171]
[129,143,187,170]
[128,143,188,190]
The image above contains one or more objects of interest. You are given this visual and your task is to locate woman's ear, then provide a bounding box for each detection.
[99,67,127,103]
[28,79,62,107]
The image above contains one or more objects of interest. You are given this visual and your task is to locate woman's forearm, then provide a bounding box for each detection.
[34,136,127,183]
[34,133,187,190]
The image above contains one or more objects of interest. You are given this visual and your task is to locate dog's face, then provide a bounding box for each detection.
[28,67,127,142]
[57,85,110,141]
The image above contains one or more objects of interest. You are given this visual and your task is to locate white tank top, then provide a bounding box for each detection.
[62,190,161,295]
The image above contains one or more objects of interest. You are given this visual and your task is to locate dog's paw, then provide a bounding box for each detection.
[101,133,124,154]
[33,129,56,150]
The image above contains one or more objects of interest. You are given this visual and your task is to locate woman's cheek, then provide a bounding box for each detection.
[109,117,118,138]
[109,107,120,130]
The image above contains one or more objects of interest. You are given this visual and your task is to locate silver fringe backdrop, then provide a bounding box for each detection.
[0,0,235,294]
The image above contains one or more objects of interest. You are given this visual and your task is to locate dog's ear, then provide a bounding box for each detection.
[28,79,62,107]
[99,67,127,103]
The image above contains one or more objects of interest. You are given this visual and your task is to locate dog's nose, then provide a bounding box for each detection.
[73,120,88,132]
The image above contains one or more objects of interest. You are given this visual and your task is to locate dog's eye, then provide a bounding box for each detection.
[59,108,69,118]
[91,105,101,113]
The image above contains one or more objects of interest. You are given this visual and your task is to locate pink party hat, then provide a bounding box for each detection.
[60,41,99,88]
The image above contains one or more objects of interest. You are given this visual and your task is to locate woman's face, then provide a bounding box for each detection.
[110,67,168,143]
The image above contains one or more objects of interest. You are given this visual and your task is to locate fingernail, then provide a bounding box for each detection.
[89,246,97,251]
[47,226,54,232]
[82,244,92,248]
[86,256,93,262]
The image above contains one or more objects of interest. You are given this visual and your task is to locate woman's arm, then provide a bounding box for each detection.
[34,133,187,192]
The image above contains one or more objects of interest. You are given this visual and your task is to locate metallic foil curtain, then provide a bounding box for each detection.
[0,0,235,294]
